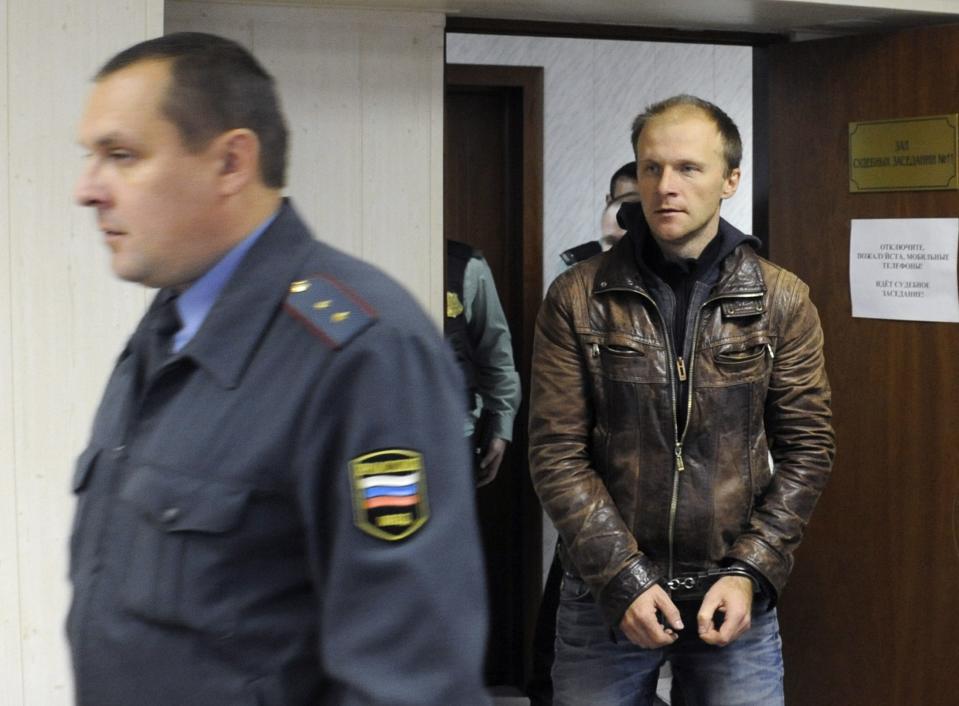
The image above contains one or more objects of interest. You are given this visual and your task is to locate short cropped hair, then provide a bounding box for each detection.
[608,161,637,199]
[630,94,742,175]
[606,190,641,211]
[97,32,288,188]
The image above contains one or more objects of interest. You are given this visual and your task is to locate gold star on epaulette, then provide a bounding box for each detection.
[284,275,377,349]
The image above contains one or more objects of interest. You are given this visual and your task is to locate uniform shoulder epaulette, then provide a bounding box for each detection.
[284,274,378,349]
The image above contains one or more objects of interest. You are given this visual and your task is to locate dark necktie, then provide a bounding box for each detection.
[137,294,182,387]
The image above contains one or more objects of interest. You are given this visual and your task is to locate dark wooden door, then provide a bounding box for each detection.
[444,64,543,688]
[766,25,959,706]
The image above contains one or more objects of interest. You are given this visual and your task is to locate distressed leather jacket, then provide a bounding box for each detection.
[529,226,834,625]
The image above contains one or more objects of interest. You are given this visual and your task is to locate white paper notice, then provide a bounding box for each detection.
[850,218,959,323]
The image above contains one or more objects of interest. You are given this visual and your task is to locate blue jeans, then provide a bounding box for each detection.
[552,573,784,706]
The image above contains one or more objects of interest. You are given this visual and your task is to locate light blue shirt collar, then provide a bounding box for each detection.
[172,210,279,352]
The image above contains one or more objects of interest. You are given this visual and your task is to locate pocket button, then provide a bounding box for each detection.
[160,507,181,524]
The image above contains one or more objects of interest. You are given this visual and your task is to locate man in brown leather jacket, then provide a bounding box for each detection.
[528,95,834,706]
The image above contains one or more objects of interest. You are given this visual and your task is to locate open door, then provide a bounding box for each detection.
[444,63,544,689]
[766,25,959,706]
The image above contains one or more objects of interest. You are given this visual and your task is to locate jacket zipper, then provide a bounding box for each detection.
[625,290,684,581]
[669,313,692,581]
[597,284,763,581]
[675,357,687,381]
[666,290,765,578]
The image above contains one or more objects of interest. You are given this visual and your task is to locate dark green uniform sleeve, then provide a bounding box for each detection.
[463,256,521,441]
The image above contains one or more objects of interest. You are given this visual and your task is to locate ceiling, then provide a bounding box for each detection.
[216,0,959,40]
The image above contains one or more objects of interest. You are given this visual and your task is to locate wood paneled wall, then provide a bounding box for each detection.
[768,24,959,706]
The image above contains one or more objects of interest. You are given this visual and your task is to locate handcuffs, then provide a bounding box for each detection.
[662,565,760,602]
[657,566,761,635]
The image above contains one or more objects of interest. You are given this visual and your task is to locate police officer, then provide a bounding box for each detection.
[445,240,521,486]
[70,32,489,705]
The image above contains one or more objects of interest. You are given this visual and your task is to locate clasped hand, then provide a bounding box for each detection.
[618,576,754,648]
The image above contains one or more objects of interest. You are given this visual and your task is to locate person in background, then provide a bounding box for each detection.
[599,192,642,251]
[606,160,638,204]
[445,240,521,486]
[529,94,834,705]
[69,32,489,706]
[560,161,638,267]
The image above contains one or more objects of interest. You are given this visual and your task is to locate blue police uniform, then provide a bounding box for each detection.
[68,200,490,705]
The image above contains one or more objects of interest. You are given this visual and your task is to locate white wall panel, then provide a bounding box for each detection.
[359,17,445,305]
[262,18,364,257]
[5,3,163,704]
[166,2,446,320]
[0,0,24,702]
[447,34,753,288]
[528,37,599,278]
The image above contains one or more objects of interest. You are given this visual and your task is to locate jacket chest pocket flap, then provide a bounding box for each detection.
[117,465,251,636]
[583,332,663,384]
[710,334,774,383]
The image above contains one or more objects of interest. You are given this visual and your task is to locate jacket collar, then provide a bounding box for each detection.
[154,199,315,389]
[594,216,766,301]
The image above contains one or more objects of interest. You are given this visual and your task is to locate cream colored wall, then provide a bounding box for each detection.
[165,1,446,320]
[1,5,17,702]
[2,4,164,704]
[3,2,444,703]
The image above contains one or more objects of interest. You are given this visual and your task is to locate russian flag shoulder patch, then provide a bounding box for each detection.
[349,449,429,541]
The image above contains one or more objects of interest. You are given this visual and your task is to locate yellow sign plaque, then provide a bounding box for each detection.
[849,114,958,192]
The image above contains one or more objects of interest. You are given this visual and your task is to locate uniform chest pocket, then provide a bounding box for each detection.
[69,446,101,580]
[72,446,99,494]
[118,465,251,638]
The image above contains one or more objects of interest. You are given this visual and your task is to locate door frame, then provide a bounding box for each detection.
[446,63,544,356]
[444,62,544,686]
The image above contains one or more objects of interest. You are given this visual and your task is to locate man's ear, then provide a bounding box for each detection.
[215,128,261,196]
[721,167,741,200]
